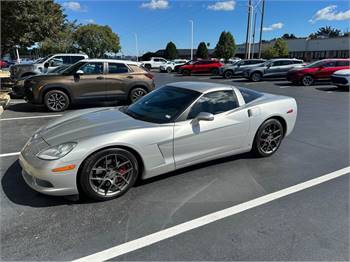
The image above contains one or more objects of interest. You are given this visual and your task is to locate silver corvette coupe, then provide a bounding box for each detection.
[20,82,297,200]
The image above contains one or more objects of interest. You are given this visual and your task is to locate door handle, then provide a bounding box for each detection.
[126,75,133,79]
[96,76,104,80]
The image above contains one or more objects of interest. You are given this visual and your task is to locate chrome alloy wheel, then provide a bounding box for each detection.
[47,92,68,111]
[88,154,134,197]
[259,123,283,154]
[302,75,314,86]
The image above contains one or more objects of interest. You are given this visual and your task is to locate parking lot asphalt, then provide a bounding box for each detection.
[1,72,349,261]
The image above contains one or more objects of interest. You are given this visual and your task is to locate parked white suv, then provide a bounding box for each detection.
[10,53,88,80]
[159,59,188,73]
[331,69,350,88]
[141,57,167,70]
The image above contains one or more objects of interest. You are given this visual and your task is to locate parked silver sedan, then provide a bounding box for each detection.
[20,82,297,201]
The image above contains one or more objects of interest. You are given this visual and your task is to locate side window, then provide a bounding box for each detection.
[188,90,238,119]
[79,62,104,74]
[281,61,292,65]
[323,61,336,67]
[49,56,64,66]
[71,56,85,64]
[336,61,350,67]
[271,61,281,67]
[154,58,160,62]
[239,88,263,104]
[108,63,129,74]
[293,60,303,64]
[129,64,145,72]
[53,56,71,64]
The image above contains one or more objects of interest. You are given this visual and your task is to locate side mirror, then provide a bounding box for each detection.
[195,112,214,122]
[76,70,84,75]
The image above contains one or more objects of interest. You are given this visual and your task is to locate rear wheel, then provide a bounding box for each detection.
[44,90,70,112]
[252,119,284,157]
[301,75,314,86]
[166,67,172,73]
[224,70,234,79]
[251,72,262,82]
[129,87,148,103]
[79,148,139,201]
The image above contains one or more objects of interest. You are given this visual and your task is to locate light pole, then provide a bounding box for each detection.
[134,33,139,62]
[244,0,252,59]
[258,0,265,58]
[189,20,194,60]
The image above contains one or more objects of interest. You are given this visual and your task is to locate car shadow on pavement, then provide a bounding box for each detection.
[2,153,256,207]
[1,160,79,207]
[316,87,349,92]
[136,152,255,187]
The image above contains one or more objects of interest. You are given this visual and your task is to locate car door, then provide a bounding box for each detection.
[173,89,250,168]
[264,61,286,77]
[104,62,132,100]
[71,61,106,101]
[314,61,337,79]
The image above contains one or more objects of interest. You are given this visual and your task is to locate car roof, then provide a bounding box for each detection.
[52,53,88,56]
[81,59,140,65]
[269,58,302,61]
[167,81,233,93]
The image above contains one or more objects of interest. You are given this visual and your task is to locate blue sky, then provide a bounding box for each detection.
[58,0,350,55]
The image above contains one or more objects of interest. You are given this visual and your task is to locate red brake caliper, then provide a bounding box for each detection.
[118,165,127,175]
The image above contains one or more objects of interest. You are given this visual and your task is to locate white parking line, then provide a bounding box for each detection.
[0,114,62,121]
[0,152,20,158]
[73,166,350,262]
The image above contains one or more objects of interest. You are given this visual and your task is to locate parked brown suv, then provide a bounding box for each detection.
[23,59,155,111]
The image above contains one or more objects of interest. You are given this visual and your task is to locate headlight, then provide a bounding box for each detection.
[37,142,77,160]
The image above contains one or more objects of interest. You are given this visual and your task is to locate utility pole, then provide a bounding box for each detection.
[258,0,265,58]
[247,4,254,59]
[244,0,252,59]
[251,10,257,58]
[134,33,139,62]
[189,20,194,60]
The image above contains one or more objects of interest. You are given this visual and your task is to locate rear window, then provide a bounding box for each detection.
[239,87,263,104]
[336,61,350,67]
[108,63,129,74]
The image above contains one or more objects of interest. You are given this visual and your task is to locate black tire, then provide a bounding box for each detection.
[252,119,284,157]
[44,90,70,112]
[223,70,234,79]
[301,75,314,86]
[250,72,262,82]
[128,86,148,103]
[166,67,172,73]
[211,68,219,75]
[79,148,139,201]
[182,69,191,76]
[144,64,151,71]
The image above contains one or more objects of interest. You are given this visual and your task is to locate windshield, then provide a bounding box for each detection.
[35,55,52,64]
[124,86,201,124]
[304,60,324,68]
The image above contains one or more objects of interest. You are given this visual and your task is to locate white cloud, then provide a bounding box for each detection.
[309,5,350,23]
[207,0,236,11]
[83,19,95,24]
[141,0,169,10]
[62,1,86,12]
[263,22,284,31]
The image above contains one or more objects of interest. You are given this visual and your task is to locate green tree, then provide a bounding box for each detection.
[164,42,177,60]
[196,42,209,59]
[309,26,341,39]
[282,33,297,39]
[1,0,66,55]
[38,22,79,55]
[274,38,289,57]
[141,52,156,61]
[214,31,236,61]
[262,38,289,59]
[74,24,121,58]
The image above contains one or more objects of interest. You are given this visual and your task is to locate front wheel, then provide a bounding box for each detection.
[224,70,234,79]
[301,75,314,86]
[250,72,262,82]
[211,68,219,75]
[144,64,151,71]
[252,119,284,157]
[182,69,191,76]
[166,67,172,73]
[79,148,139,201]
[129,87,148,103]
[44,90,70,112]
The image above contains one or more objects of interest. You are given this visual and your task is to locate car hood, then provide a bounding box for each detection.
[333,69,350,75]
[39,107,154,145]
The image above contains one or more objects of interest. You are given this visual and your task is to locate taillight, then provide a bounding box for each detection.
[145,72,154,79]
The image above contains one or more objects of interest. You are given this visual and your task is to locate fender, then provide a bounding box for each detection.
[39,84,73,103]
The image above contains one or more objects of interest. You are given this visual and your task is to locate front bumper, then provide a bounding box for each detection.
[19,151,79,196]
[286,73,302,82]
[331,75,349,86]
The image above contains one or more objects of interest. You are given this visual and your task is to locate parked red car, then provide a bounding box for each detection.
[179,60,224,76]
[0,59,8,68]
[287,58,350,86]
